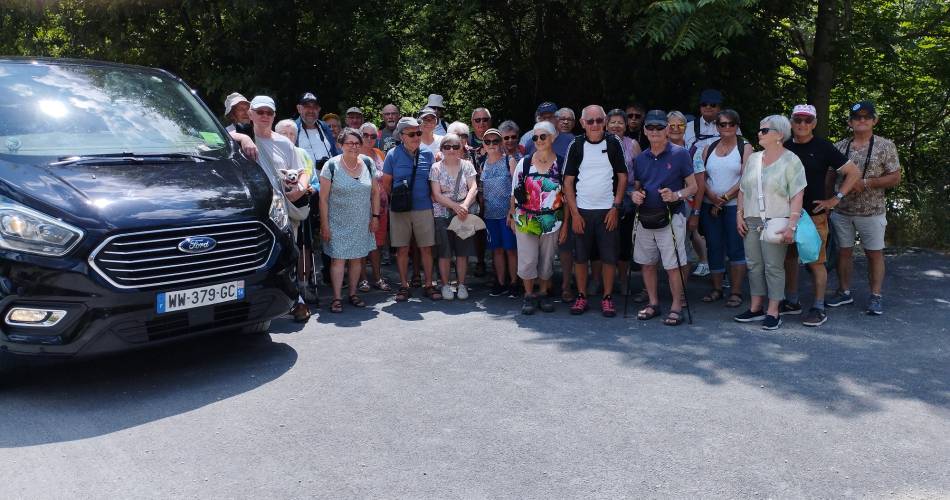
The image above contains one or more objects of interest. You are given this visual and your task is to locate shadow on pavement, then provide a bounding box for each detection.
[0,331,297,448]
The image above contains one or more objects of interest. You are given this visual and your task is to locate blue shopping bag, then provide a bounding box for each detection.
[795,209,821,264]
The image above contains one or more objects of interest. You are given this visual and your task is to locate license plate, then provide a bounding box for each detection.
[156,280,244,314]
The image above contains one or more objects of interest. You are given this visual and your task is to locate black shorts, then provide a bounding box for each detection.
[573,208,619,265]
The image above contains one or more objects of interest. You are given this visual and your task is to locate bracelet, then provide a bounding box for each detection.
[692,209,701,216]
[863,178,869,188]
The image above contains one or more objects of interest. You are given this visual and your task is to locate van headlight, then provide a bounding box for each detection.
[268,191,290,230]
[0,201,83,257]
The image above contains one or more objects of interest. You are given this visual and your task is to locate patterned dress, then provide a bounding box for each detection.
[320,155,377,259]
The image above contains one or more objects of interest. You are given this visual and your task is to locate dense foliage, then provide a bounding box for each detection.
[2,0,947,248]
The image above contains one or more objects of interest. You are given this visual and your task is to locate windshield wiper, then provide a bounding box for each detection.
[51,152,218,166]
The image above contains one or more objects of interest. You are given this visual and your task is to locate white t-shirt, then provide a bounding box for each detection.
[704,144,742,206]
[255,134,302,180]
[575,141,616,210]
[298,125,333,163]
[420,134,443,156]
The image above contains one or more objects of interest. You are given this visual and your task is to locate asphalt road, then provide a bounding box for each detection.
[1,250,948,499]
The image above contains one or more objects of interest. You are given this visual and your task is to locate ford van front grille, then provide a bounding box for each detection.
[89,221,275,290]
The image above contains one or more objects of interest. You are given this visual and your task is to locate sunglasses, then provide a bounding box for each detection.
[362,133,378,139]
[441,144,462,150]
[627,113,643,119]
[584,117,605,125]
[483,138,501,145]
[502,135,518,141]
[253,109,275,116]
[757,127,775,135]
[531,134,549,142]
[792,116,815,124]
[668,123,685,130]
[472,117,490,123]
[644,124,667,131]
[403,130,423,137]
[700,102,720,108]
[716,121,737,128]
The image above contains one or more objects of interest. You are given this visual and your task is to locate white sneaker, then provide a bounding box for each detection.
[441,284,455,301]
[456,284,469,300]
[692,262,710,276]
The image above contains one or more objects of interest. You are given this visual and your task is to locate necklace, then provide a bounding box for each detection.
[341,155,362,175]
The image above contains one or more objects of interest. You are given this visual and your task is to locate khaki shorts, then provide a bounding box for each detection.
[831,211,886,251]
[633,213,688,270]
[390,209,435,248]
[788,211,830,264]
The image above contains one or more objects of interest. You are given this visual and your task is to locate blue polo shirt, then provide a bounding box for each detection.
[383,144,434,210]
[524,132,574,158]
[632,142,694,209]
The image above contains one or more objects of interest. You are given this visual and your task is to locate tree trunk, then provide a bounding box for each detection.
[808,0,840,137]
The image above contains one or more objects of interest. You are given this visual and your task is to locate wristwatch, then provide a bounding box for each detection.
[372,214,380,218]
[692,209,701,216]
[835,191,845,200]
[676,190,683,200]
[612,202,622,209]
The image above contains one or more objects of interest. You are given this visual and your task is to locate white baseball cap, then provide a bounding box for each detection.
[249,95,276,111]
[791,104,817,117]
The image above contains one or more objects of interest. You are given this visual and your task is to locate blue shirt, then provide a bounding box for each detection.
[632,142,694,209]
[383,144,434,211]
[524,132,574,158]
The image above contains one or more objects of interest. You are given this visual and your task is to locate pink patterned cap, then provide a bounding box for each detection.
[792,104,817,117]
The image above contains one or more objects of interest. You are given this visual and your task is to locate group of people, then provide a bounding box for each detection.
[220,89,901,330]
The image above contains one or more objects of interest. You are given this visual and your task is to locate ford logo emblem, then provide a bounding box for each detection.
[178,236,217,254]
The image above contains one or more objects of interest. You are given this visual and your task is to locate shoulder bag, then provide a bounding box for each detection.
[390,149,418,212]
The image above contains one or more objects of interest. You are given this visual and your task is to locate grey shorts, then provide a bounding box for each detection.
[434,217,476,259]
[830,212,886,251]
[634,213,688,270]
[573,208,619,265]
[390,209,435,248]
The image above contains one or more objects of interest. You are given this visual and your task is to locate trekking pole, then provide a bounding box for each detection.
[623,209,640,319]
[667,204,693,324]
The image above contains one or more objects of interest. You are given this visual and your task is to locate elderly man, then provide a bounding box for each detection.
[379,103,401,151]
[828,101,901,316]
[556,107,576,135]
[631,110,698,327]
[249,95,311,323]
[224,92,250,132]
[684,89,743,153]
[345,106,364,129]
[382,117,441,302]
[520,101,557,149]
[562,105,628,317]
[781,104,861,326]
[470,107,492,148]
[294,92,338,170]
[524,102,575,158]
[426,94,449,135]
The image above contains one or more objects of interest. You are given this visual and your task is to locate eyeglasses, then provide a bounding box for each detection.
[757,127,775,135]
[792,116,815,124]
[531,134,549,142]
[362,133,378,140]
[502,135,518,141]
[483,138,501,145]
[558,117,574,122]
[472,117,490,123]
[583,117,605,125]
[253,109,275,116]
[716,121,737,128]
[342,141,361,147]
[627,113,643,119]
[644,124,667,131]
[421,116,436,122]
[441,144,461,150]
[700,102,720,108]
[403,130,423,137]
[668,123,685,130]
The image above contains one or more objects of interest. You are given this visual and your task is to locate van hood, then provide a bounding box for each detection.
[0,157,274,230]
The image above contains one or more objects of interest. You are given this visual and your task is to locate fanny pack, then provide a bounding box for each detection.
[638,201,682,229]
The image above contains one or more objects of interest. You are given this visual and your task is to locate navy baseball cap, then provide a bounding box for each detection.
[643,109,668,127]
[849,101,876,118]
[298,92,319,105]
[699,89,723,105]
[536,102,558,115]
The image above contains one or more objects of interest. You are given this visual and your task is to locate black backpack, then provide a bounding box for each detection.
[703,136,748,167]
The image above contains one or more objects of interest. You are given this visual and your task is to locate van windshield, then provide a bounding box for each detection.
[0,61,230,159]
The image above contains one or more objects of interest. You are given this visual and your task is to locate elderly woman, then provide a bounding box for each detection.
[323,113,343,151]
[445,121,489,278]
[480,128,519,296]
[498,120,524,161]
[735,115,806,330]
[509,121,566,314]
[699,109,751,307]
[357,122,391,292]
[607,108,642,294]
[419,107,443,155]
[429,133,479,300]
[666,111,711,282]
[319,128,380,313]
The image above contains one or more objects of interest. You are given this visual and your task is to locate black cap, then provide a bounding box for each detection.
[298,92,319,105]
[849,101,876,118]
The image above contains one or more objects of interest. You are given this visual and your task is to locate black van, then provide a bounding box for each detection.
[0,57,297,361]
